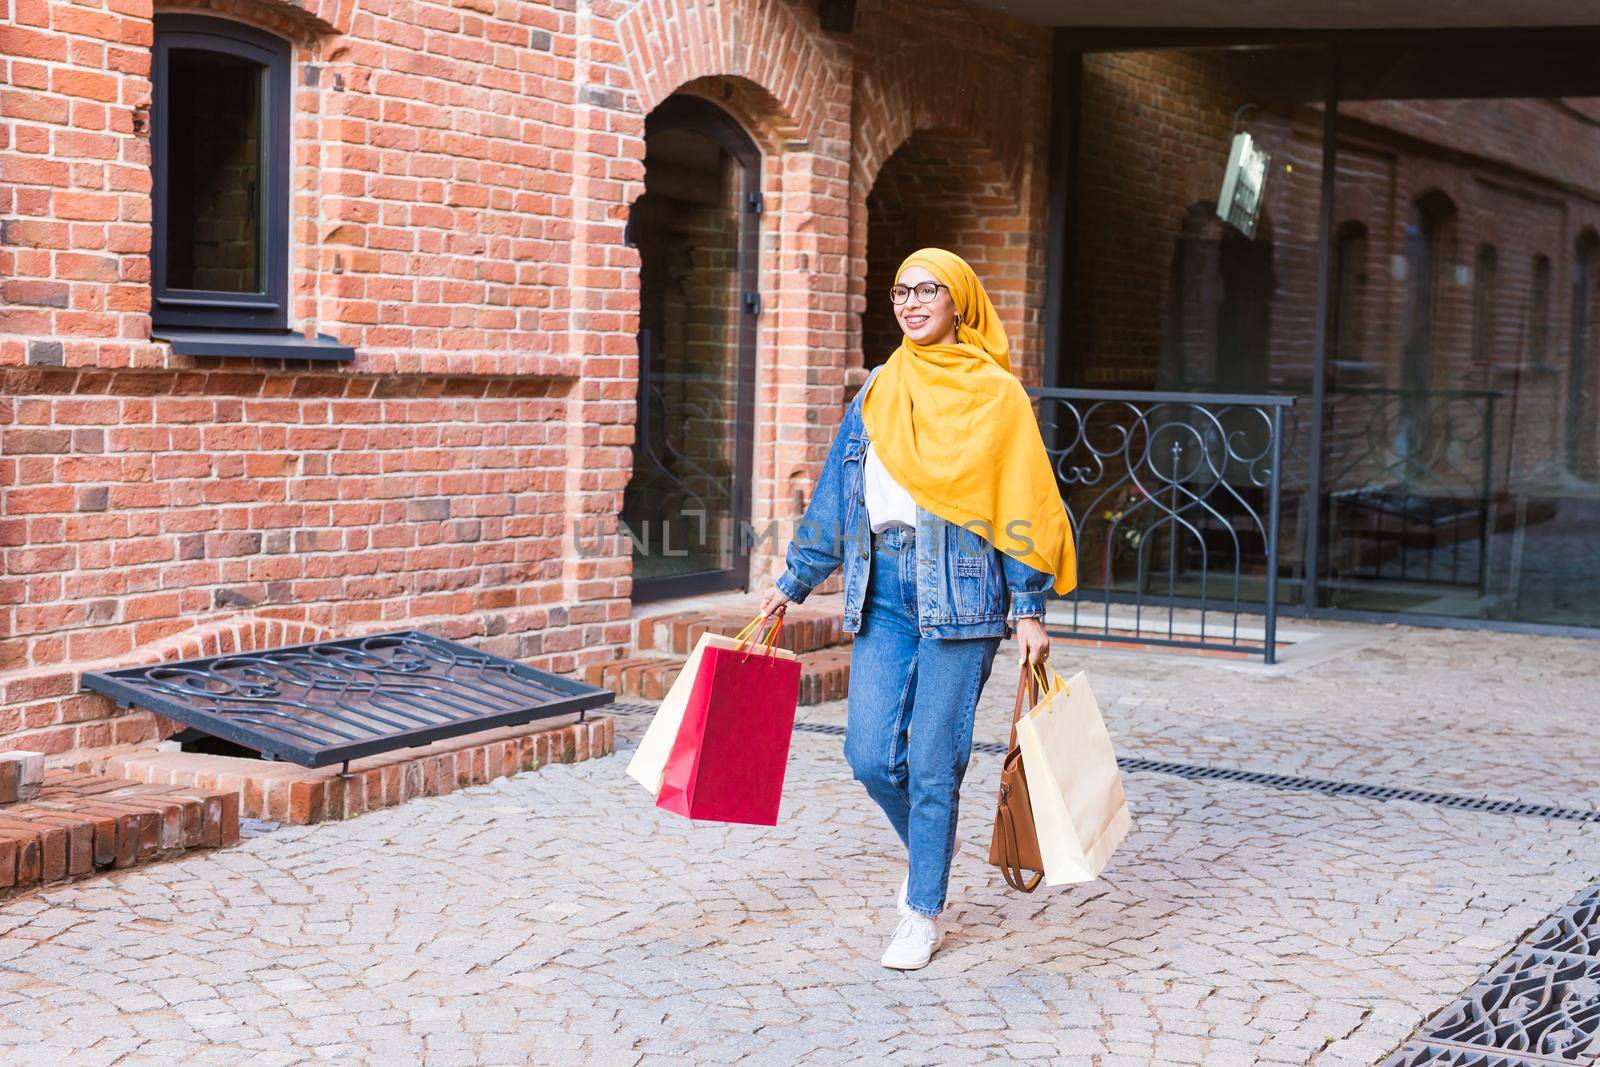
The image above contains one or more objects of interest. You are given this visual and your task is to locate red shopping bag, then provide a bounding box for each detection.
[655,616,801,826]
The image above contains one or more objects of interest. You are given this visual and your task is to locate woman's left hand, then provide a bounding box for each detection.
[1014,616,1050,668]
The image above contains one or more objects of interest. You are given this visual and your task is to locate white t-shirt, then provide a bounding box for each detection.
[864,440,918,532]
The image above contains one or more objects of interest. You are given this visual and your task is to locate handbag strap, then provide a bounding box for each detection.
[995,771,1044,893]
[1006,664,1042,747]
[995,667,1045,893]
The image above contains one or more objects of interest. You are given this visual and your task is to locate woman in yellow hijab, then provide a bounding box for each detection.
[860,248,1078,595]
[760,248,1076,970]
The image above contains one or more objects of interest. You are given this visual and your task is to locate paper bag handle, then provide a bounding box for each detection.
[734,612,785,659]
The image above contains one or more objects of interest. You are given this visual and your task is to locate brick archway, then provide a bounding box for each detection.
[847,42,1050,386]
[859,129,1023,372]
[853,47,1029,199]
[611,61,853,602]
[161,0,354,39]
[617,0,830,145]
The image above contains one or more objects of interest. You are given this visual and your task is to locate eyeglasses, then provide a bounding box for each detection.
[890,281,950,305]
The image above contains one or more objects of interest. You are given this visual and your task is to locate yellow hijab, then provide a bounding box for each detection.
[861,248,1078,595]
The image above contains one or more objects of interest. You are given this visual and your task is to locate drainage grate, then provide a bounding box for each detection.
[1107,757,1600,824]
[607,707,1600,825]
[1528,886,1600,959]
[1382,1046,1578,1067]
[1415,949,1600,1063]
[1382,910,1600,1067]
[603,702,661,717]
[775,721,1600,824]
[85,631,614,769]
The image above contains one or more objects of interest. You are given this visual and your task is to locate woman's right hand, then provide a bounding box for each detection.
[757,586,793,619]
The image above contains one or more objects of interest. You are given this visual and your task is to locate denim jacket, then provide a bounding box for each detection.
[775,366,1055,639]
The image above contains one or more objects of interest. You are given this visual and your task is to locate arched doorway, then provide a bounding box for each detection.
[862,129,1021,371]
[623,95,761,602]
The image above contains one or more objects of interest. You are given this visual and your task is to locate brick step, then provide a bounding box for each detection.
[0,769,238,895]
[66,716,614,827]
[587,647,854,706]
[633,606,850,657]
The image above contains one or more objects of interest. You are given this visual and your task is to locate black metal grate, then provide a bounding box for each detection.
[1416,950,1600,1063]
[1381,1045,1574,1067]
[84,631,614,768]
[1382,882,1600,1066]
[772,721,1600,824]
[1108,757,1600,824]
[1529,887,1600,959]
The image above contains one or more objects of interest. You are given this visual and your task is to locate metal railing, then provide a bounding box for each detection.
[1026,387,1296,663]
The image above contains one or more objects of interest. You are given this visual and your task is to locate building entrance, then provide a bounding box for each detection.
[624,95,762,602]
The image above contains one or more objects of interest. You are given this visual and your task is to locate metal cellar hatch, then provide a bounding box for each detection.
[83,631,614,769]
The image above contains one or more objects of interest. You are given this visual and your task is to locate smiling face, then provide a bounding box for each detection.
[893,265,960,346]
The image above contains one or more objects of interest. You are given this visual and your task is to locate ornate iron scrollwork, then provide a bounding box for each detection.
[1028,386,1294,662]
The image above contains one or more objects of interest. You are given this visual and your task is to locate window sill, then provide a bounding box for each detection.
[152,327,356,362]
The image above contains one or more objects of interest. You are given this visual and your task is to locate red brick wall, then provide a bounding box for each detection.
[0,0,1053,752]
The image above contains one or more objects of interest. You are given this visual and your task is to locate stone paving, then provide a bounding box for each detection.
[0,621,1596,1064]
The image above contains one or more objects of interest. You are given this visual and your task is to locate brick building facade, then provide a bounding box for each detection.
[9,1,1600,758]
[0,0,1054,753]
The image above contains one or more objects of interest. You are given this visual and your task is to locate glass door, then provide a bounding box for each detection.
[624,96,761,602]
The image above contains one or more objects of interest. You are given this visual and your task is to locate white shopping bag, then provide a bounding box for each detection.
[625,616,798,796]
[1015,665,1133,885]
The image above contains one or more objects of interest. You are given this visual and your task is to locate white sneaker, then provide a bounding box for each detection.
[896,832,962,917]
[881,913,942,970]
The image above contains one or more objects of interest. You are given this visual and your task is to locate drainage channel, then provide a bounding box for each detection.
[603,703,1600,1062]
[601,704,1600,825]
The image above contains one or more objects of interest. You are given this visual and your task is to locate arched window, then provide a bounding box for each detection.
[1330,219,1369,375]
[1530,254,1552,364]
[1569,230,1600,471]
[151,15,291,331]
[1401,190,1456,398]
[1472,243,1498,372]
[1397,191,1456,473]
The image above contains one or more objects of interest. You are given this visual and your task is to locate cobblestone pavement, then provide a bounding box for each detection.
[0,622,1596,1065]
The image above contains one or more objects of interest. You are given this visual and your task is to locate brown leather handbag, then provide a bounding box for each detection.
[988,667,1045,892]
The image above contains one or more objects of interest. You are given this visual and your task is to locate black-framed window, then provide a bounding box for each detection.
[151,15,290,331]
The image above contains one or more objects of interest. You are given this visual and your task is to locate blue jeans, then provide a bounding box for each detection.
[845,525,1002,917]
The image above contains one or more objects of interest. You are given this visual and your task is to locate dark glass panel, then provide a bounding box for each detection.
[1072,47,1327,610]
[1324,88,1600,627]
[624,125,745,584]
[166,48,264,294]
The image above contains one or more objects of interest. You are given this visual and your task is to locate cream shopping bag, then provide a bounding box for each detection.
[1014,663,1133,885]
[626,614,799,796]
